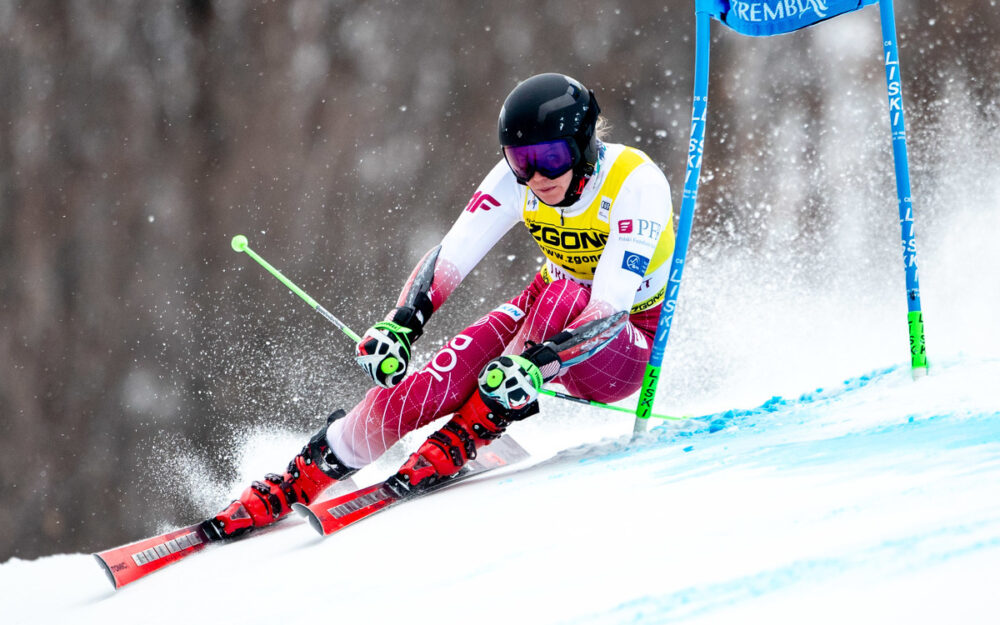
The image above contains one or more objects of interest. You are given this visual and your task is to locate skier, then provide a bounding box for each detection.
[205,73,675,539]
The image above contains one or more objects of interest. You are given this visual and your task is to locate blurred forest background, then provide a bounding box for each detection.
[2,0,999,561]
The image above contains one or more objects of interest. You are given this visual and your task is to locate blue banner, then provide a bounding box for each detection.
[696,0,878,36]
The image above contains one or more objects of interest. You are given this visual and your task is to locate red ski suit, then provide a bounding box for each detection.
[328,143,674,467]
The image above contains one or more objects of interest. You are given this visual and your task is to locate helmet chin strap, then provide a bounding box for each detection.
[552,169,592,208]
[551,138,601,207]
[553,175,590,208]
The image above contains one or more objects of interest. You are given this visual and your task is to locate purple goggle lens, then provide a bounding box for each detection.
[503,140,577,183]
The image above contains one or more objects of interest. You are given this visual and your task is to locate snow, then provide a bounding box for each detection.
[3,353,999,623]
[5,122,1000,624]
[5,15,1000,625]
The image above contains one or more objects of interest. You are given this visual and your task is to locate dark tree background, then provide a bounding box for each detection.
[2,1,997,560]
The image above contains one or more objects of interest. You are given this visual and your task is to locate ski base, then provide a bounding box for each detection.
[295,435,529,536]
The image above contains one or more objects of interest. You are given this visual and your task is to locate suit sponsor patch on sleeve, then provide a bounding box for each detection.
[621,251,650,277]
[494,303,526,321]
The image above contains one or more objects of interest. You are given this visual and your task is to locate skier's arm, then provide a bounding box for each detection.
[355,161,523,388]
[396,160,525,313]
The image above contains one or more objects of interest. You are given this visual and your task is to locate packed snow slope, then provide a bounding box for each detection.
[5,121,1000,625]
[6,34,1000,621]
[3,354,999,624]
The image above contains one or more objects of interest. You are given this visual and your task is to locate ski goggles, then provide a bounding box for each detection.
[502,139,579,184]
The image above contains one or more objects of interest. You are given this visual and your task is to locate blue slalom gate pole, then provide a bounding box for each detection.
[632,0,930,434]
[878,0,928,376]
[633,8,713,435]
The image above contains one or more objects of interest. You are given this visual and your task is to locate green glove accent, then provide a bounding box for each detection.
[509,355,543,390]
[372,320,413,355]
[485,368,505,389]
[373,320,412,335]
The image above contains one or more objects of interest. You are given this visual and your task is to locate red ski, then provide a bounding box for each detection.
[93,522,213,590]
[93,436,527,589]
[93,509,307,590]
[294,435,529,536]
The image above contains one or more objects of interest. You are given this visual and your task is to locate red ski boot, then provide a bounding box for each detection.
[202,410,358,540]
[387,387,537,497]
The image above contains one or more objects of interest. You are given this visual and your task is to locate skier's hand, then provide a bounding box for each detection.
[477,355,542,419]
[355,321,414,388]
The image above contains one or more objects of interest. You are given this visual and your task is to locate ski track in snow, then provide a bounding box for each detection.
[3,357,999,624]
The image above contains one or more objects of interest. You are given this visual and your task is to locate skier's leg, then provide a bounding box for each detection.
[388,278,594,494]
[555,312,656,404]
[388,362,540,495]
[206,277,600,536]
[502,277,591,355]
[326,286,538,468]
[203,410,358,539]
[206,284,545,538]
[206,305,528,537]
[509,278,657,404]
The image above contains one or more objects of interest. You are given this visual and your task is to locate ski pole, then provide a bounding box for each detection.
[230,235,361,343]
[539,387,689,421]
[230,235,688,422]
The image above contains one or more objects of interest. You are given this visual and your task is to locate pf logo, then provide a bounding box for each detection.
[618,220,633,234]
[465,191,500,213]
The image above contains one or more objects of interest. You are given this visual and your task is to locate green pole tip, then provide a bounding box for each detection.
[231,235,249,252]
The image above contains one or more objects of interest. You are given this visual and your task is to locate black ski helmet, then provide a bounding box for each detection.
[498,73,601,206]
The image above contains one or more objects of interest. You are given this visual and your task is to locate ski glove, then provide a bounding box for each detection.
[477,355,543,420]
[355,306,424,388]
